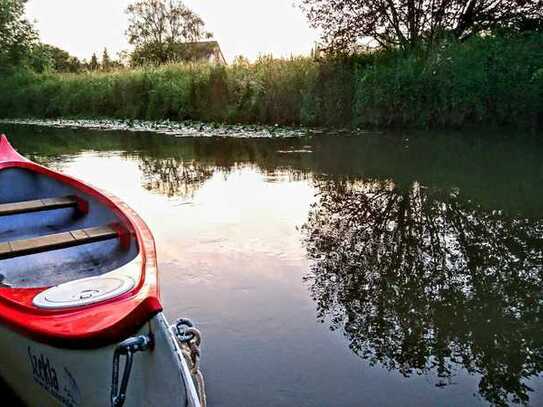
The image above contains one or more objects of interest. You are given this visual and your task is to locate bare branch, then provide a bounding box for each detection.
[299,0,543,51]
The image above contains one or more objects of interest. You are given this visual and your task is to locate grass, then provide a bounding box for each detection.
[0,32,541,129]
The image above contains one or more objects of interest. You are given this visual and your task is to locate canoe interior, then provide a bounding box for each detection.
[0,167,138,288]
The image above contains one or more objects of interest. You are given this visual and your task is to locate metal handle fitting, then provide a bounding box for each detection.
[111,335,153,407]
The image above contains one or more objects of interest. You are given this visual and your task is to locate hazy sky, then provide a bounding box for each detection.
[25,0,320,63]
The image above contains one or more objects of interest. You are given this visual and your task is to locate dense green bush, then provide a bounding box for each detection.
[0,33,542,129]
[354,32,543,128]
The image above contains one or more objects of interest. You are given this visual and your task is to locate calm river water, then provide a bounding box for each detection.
[1,123,543,406]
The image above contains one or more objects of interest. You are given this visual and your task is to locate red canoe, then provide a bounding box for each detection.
[0,135,204,407]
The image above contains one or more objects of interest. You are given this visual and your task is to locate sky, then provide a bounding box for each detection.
[25,0,321,63]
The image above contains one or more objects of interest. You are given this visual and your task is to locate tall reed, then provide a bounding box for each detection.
[1,32,541,129]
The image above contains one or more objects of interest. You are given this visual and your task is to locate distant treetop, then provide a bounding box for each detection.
[0,0,38,69]
[126,0,214,65]
[300,0,543,52]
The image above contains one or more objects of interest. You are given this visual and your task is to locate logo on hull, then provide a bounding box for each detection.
[28,347,81,407]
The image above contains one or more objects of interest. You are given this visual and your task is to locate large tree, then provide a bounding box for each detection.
[126,0,212,65]
[300,0,543,51]
[37,44,82,73]
[0,0,38,68]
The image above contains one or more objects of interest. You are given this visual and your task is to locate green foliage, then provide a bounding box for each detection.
[300,0,543,52]
[26,43,54,73]
[89,53,99,71]
[0,58,341,126]
[0,0,38,70]
[130,41,223,67]
[0,33,542,129]
[126,0,212,66]
[101,48,111,71]
[30,44,82,73]
[354,32,543,128]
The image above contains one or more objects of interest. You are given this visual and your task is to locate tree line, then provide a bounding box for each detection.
[0,0,122,72]
[38,45,123,73]
[0,0,214,73]
[1,0,541,129]
[300,0,543,52]
[4,0,542,73]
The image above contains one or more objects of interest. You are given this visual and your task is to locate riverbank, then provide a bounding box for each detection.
[0,118,312,138]
[1,33,541,130]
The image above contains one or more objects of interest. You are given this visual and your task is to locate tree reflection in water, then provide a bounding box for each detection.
[138,157,215,198]
[302,180,543,406]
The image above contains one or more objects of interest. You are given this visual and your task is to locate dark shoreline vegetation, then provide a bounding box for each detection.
[1,33,542,130]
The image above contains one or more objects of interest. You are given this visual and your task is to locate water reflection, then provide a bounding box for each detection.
[5,124,314,198]
[302,180,543,406]
[2,123,543,406]
[138,157,215,197]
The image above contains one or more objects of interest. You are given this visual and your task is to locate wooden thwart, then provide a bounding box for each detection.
[0,225,119,260]
[0,196,85,217]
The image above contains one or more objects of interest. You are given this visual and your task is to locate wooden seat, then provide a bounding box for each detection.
[0,196,88,217]
[0,225,121,260]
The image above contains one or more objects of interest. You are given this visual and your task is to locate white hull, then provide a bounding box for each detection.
[0,313,201,407]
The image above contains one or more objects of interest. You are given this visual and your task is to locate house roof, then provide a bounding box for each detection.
[176,41,226,64]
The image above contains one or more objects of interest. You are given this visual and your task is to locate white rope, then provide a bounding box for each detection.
[174,320,207,407]
[181,344,207,407]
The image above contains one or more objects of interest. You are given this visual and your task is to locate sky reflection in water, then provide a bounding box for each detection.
[2,124,543,407]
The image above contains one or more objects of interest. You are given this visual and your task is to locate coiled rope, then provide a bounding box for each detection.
[174,318,207,407]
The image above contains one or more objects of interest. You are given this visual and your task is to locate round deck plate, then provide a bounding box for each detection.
[33,276,135,309]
